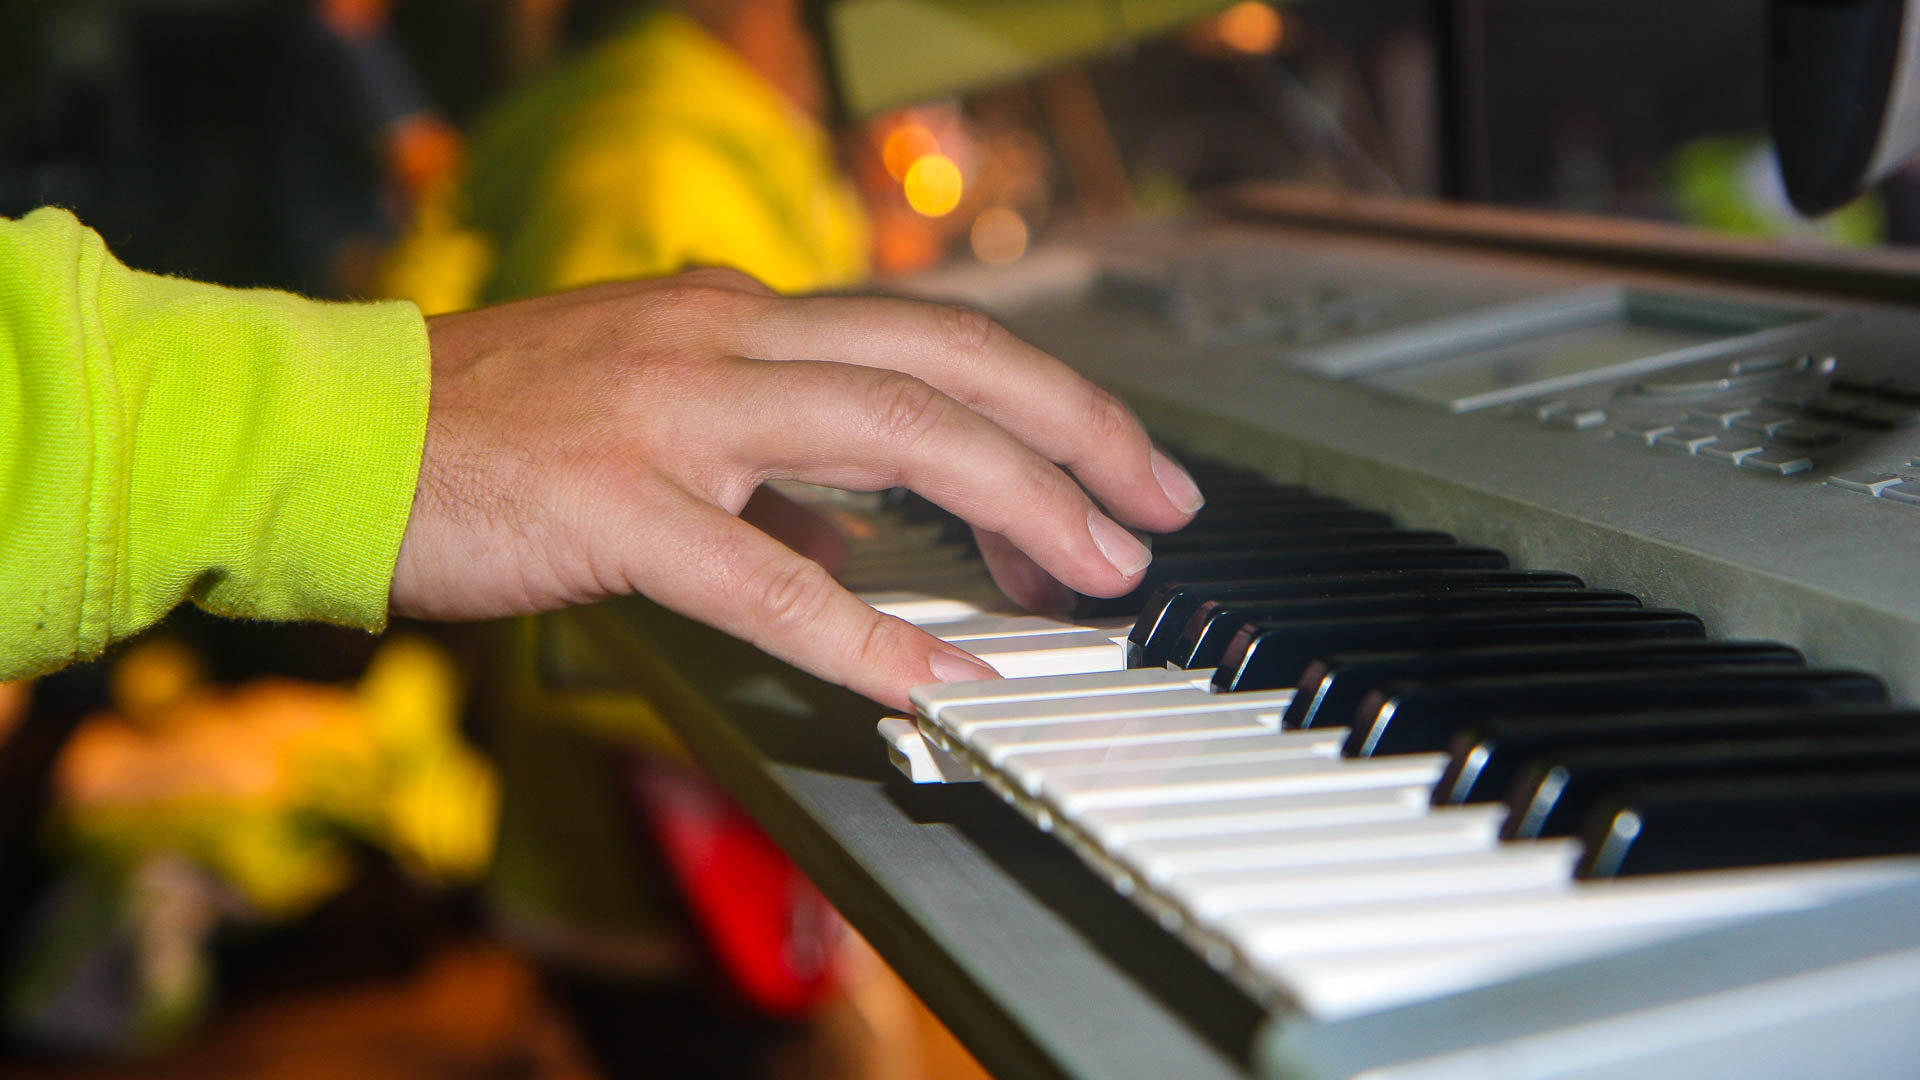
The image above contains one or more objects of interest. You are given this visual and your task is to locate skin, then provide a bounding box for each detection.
[389,268,1205,710]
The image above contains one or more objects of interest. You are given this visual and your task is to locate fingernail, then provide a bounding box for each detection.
[930,648,999,684]
[1087,511,1152,578]
[1150,448,1205,514]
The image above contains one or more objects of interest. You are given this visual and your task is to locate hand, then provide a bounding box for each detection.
[391,269,1204,709]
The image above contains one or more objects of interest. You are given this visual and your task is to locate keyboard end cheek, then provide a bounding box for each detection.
[878,717,979,784]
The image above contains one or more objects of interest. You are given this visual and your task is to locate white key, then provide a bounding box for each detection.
[1119,808,1502,884]
[1230,857,1920,962]
[937,687,1294,737]
[861,592,991,625]
[971,710,1303,766]
[1002,731,1340,795]
[961,630,1130,678]
[1041,752,1446,813]
[1078,785,1433,847]
[928,614,1109,641]
[910,667,1214,718]
[1170,843,1582,922]
[996,728,1341,771]
[876,716,976,784]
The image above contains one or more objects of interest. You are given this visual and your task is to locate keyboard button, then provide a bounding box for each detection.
[1685,404,1754,427]
[1653,425,1722,454]
[1764,421,1844,447]
[1579,770,1920,877]
[1879,480,1920,505]
[1432,705,1919,805]
[1828,469,1905,496]
[1215,607,1705,693]
[1546,408,1608,431]
[1148,527,1454,556]
[1738,448,1814,475]
[1504,734,1920,841]
[1348,666,1886,758]
[1288,640,1802,731]
[1696,440,1764,464]
[1610,419,1678,445]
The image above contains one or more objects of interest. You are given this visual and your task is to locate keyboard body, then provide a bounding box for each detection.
[542,191,1920,1080]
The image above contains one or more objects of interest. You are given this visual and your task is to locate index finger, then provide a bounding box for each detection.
[735,294,1205,533]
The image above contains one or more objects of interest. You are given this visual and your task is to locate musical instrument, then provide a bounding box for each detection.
[558,189,1920,1079]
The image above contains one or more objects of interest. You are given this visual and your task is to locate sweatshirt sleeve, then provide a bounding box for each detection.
[1,207,431,680]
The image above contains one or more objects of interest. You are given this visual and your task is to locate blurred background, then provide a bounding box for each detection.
[2,0,1915,1077]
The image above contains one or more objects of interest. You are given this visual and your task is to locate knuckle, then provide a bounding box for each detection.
[680,265,775,295]
[864,371,946,444]
[935,303,1000,355]
[1082,386,1138,447]
[748,558,839,636]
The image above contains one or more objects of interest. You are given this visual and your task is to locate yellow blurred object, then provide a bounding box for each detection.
[377,184,496,316]
[53,638,497,918]
[108,636,206,725]
[904,153,964,217]
[381,10,870,310]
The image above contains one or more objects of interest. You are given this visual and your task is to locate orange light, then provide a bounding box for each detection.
[882,123,939,181]
[1215,2,1284,54]
[969,206,1029,265]
[903,154,963,217]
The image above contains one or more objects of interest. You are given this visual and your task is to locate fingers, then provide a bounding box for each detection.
[973,527,1071,614]
[733,294,1203,533]
[723,360,1150,597]
[741,486,849,574]
[631,492,997,709]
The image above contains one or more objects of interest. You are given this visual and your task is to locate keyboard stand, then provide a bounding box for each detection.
[546,598,1267,1080]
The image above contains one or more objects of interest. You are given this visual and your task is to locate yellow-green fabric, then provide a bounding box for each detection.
[382,9,869,313]
[1,207,431,680]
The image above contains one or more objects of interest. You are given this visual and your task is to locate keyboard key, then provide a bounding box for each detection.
[1287,640,1802,730]
[1127,570,1583,668]
[1828,469,1904,496]
[1504,734,1920,840]
[962,630,1129,678]
[935,686,1294,738]
[911,666,1210,718]
[1580,770,1920,877]
[1171,587,1639,670]
[1348,666,1886,757]
[1077,785,1432,847]
[1214,607,1705,693]
[1075,546,1511,618]
[1170,844,1583,922]
[1738,447,1814,475]
[1432,705,1920,804]
[1117,807,1491,882]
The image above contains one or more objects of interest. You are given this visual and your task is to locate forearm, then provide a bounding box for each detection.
[0,208,430,679]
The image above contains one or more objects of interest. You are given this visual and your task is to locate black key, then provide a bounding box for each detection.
[1212,607,1704,693]
[1150,527,1454,556]
[1172,588,1640,670]
[1505,733,1920,841]
[1436,704,1918,804]
[1347,665,1888,758]
[1127,570,1585,669]
[1291,640,1803,731]
[1576,770,1920,877]
[1075,545,1510,618]
[1176,506,1390,533]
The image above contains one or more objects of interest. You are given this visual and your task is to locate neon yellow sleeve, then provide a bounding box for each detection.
[1,207,430,680]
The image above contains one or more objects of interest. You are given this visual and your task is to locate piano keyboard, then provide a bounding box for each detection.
[815,462,1920,1024]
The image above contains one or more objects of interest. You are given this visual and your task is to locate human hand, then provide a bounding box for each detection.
[390,269,1203,709]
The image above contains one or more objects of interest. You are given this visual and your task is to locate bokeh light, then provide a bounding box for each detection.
[882,122,939,180]
[903,154,964,217]
[969,206,1029,265]
[1214,2,1285,54]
